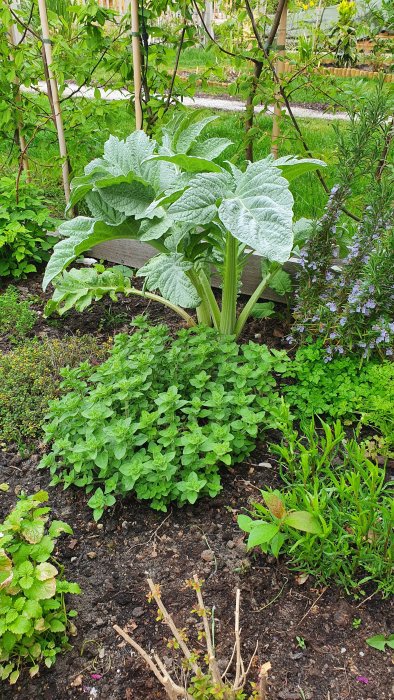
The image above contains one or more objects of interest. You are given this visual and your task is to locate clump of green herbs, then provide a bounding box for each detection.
[240,412,393,596]
[0,177,55,278]
[0,490,80,684]
[40,321,289,518]
[283,340,393,452]
[0,286,37,344]
[0,335,109,449]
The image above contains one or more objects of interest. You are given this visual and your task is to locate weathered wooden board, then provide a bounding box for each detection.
[90,239,299,303]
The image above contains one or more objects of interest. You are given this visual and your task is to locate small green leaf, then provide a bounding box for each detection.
[247,523,279,549]
[284,511,323,535]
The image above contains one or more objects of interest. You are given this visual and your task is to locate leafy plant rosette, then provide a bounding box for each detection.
[43,111,324,336]
[39,322,290,518]
[0,490,80,684]
[238,489,324,558]
[0,177,55,279]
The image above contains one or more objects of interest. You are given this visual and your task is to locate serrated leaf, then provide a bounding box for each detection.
[250,302,275,319]
[189,137,233,161]
[284,511,323,534]
[49,618,66,633]
[270,269,292,295]
[43,217,140,290]
[85,191,127,225]
[0,549,13,589]
[273,155,326,181]
[103,131,155,179]
[35,562,58,581]
[137,253,200,308]
[175,115,218,153]
[139,215,173,242]
[9,616,32,635]
[147,154,223,173]
[48,267,132,316]
[169,171,233,225]
[247,523,279,549]
[97,181,154,218]
[48,520,73,538]
[27,577,57,600]
[21,519,45,544]
[219,159,294,262]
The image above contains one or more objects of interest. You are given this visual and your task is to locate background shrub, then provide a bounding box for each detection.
[0,286,37,344]
[0,177,55,279]
[40,323,289,518]
[0,335,109,449]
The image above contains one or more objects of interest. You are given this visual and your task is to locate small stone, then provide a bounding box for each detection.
[71,557,77,563]
[132,607,145,618]
[87,551,97,559]
[340,647,346,654]
[226,540,235,549]
[200,549,214,562]
[95,618,105,628]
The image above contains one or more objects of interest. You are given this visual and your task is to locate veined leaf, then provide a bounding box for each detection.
[146,154,223,173]
[85,191,127,225]
[47,267,133,316]
[219,159,294,263]
[189,137,233,161]
[43,217,140,290]
[139,215,173,242]
[97,181,155,219]
[284,511,323,534]
[169,171,233,225]
[103,131,156,178]
[137,253,200,308]
[175,115,218,153]
[247,522,279,549]
[272,155,327,181]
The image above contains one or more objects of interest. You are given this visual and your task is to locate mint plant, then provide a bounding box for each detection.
[43,111,324,337]
[0,490,80,684]
[40,322,289,517]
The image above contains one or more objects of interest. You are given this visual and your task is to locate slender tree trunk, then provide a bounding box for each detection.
[37,0,71,204]
[203,2,214,45]
[9,2,30,180]
[245,61,262,161]
[271,0,288,157]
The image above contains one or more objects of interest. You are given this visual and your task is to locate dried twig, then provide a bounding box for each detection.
[114,577,270,699]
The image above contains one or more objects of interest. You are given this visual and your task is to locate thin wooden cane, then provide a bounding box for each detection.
[37,0,71,203]
[131,0,143,130]
[271,0,288,158]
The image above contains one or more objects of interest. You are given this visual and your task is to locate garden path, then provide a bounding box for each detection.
[24,81,350,121]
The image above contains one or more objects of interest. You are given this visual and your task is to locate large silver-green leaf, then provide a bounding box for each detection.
[103,131,155,179]
[218,160,294,263]
[98,182,155,219]
[139,214,173,241]
[189,137,233,161]
[146,154,223,173]
[272,155,326,182]
[43,217,140,290]
[175,115,218,153]
[169,171,234,225]
[85,191,126,226]
[137,253,200,308]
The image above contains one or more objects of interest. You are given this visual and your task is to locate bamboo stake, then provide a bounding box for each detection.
[271,0,288,158]
[130,0,143,130]
[37,0,71,203]
[9,2,30,180]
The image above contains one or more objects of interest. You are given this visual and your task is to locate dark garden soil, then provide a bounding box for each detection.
[0,273,393,700]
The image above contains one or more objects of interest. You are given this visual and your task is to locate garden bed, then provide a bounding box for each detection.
[0,275,392,700]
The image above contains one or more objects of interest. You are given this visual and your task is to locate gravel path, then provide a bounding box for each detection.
[25,81,350,121]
